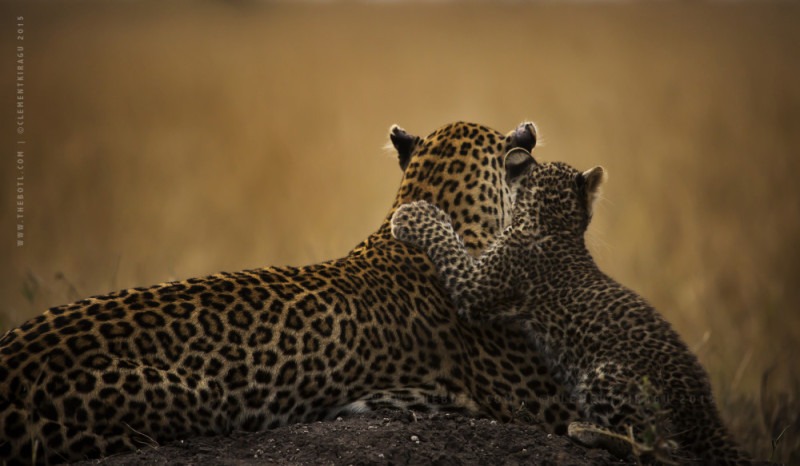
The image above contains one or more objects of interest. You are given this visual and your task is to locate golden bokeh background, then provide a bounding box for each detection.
[1,1,798,461]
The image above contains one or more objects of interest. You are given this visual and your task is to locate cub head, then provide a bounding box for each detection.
[514,161,606,236]
[388,121,537,255]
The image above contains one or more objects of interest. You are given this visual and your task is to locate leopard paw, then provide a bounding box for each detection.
[390,201,451,246]
[390,205,413,244]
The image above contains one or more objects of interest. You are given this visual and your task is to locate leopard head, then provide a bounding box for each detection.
[387,121,537,255]
[514,161,606,238]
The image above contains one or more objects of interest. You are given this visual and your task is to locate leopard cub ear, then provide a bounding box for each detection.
[581,166,606,213]
[389,125,419,171]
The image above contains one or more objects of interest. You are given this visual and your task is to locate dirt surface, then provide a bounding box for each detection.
[74,411,629,466]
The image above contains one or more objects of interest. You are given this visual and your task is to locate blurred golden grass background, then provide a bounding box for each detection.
[1,1,798,462]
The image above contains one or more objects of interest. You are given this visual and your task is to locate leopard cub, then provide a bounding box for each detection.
[391,154,749,465]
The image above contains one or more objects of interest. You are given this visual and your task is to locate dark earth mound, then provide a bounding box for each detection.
[74,411,632,466]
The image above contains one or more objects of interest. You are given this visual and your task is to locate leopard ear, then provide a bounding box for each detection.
[506,121,538,152]
[389,125,419,171]
[581,166,606,212]
[504,148,536,183]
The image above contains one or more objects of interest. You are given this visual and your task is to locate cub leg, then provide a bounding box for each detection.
[391,201,522,321]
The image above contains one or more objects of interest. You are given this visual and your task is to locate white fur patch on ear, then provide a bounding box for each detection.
[504,148,536,183]
[582,166,606,215]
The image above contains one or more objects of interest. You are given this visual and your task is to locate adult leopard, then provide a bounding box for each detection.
[0,122,578,464]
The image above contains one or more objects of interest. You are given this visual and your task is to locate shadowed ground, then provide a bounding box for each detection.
[73,411,628,466]
[0,1,798,462]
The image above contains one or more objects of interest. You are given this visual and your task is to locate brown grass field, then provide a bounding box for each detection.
[1,1,798,462]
